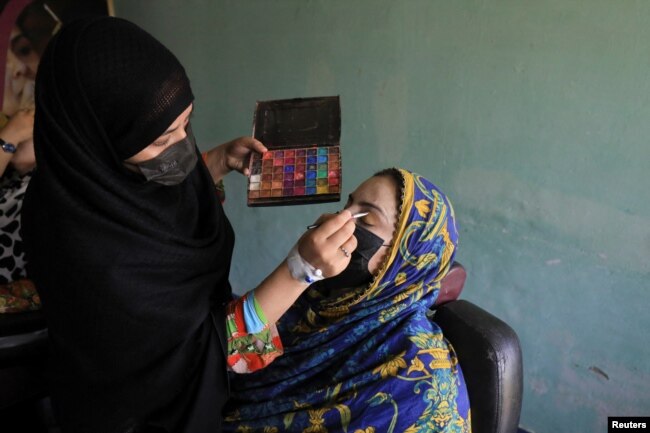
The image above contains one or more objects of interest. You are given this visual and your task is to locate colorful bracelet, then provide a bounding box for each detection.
[242,291,267,334]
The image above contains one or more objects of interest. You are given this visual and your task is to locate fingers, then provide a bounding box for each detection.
[308,212,337,228]
[326,219,357,249]
[236,136,267,154]
[311,210,353,238]
[297,211,362,278]
[2,110,35,143]
[7,109,34,126]
[241,155,251,176]
[224,137,267,177]
[339,233,358,256]
[16,108,34,120]
[309,211,358,248]
[248,137,267,154]
[234,154,252,176]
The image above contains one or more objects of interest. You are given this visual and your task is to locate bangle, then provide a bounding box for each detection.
[286,244,324,284]
[0,137,16,154]
[242,291,267,334]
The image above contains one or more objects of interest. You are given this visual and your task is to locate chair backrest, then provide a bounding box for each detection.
[434,300,523,433]
[435,262,467,306]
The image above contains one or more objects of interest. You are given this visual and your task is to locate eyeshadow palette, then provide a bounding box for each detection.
[247,96,341,206]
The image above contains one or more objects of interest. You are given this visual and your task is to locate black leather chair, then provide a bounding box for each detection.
[433,264,523,433]
[0,311,48,368]
[0,310,50,432]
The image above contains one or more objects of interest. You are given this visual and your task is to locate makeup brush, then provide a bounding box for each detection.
[306,212,369,230]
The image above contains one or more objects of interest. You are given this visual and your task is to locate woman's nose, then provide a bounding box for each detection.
[172,128,188,143]
[177,123,193,142]
[12,60,28,78]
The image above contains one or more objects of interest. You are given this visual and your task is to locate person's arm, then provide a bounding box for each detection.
[0,109,35,177]
[224,211,358,373]
[254,211,358,324]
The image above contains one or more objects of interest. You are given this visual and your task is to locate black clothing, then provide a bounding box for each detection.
[22,17,233,432]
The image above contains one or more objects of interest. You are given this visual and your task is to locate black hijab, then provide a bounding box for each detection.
[22,17,234,433]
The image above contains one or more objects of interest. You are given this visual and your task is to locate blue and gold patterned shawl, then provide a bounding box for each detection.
[224,169,471,433]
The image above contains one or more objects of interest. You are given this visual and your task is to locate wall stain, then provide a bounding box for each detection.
[588,366,610,380]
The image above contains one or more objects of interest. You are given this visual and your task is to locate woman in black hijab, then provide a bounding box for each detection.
[21,17,357,433]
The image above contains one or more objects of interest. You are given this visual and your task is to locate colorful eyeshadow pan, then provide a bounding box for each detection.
[248,145,341,205]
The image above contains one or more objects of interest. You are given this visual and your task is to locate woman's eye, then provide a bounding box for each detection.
[12,37,34,58]
[152,138,170,147]
[360,215,377,226]
[17,46,32,57]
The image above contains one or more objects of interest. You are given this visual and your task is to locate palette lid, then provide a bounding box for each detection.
[253,96,340,148]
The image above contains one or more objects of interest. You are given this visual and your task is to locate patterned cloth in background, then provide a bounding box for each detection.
[0,168,40,314]
[0,168,32,284]
[223,168,471,433]
[0,279,40,313]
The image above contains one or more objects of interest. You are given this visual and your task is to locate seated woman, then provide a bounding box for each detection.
[223,168,471,433]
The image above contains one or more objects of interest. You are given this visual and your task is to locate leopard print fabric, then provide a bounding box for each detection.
[0,168,31,284]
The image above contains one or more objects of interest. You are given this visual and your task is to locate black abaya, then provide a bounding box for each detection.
[22,17,234,432]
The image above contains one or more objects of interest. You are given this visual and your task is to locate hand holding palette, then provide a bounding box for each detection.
[247,96,341,206]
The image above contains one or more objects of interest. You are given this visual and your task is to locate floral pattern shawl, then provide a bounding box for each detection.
[224,169,471,433]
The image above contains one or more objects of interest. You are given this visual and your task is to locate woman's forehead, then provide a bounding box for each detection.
[351,176,399,216]
[353,175,395,198]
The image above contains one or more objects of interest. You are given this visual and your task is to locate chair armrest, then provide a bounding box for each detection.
[0,311,48,369]
[0,311,46,337]
[433,300,523,433]
[0,329,48,369]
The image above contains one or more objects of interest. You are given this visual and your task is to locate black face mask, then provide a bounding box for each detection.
[316,225,387,291]
[133,126,198,186]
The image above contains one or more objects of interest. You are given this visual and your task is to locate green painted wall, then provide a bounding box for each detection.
[114,1,650,432]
